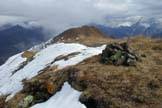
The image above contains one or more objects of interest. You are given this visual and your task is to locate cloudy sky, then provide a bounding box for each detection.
[0,0,162,32]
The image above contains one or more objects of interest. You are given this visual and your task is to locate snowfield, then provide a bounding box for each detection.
[31,82,86,108]
[0,53,27,96]
[0,43,105,100]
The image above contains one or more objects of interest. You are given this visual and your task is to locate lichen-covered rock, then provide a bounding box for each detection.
[18,95,34,108]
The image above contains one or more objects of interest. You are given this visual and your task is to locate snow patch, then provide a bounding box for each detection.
[0,43,105,99]
[54,45,105,68]
[31,82,86,108]
[0,53,27,89]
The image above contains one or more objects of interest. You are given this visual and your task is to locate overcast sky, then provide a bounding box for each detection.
[0,0,162,32]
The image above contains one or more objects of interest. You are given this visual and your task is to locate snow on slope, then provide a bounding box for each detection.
[0,43,105,99]
[31,82,86,108]
[54,45,106,69]
[0,53,27,89]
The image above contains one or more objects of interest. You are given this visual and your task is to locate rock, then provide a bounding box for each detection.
[53,52,80,62]
[18,95,34,108]
[80,95,97,108]
[46,81,56,94]
[22,79,51,104]
[101,42,138,66]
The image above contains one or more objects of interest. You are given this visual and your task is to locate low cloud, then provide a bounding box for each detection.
[0,0,162,33]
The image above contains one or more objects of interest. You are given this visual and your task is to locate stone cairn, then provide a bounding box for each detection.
[101,42,138,66]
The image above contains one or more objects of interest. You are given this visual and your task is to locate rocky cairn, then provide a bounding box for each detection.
[101,42,138,66]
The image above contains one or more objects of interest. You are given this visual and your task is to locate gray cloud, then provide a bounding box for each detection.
[0,0,162,33]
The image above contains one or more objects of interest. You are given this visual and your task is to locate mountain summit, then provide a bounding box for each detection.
[52,26,110,45]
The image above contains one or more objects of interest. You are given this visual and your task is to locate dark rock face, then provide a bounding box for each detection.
[79,96,97,108]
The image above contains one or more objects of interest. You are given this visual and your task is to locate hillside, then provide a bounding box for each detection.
[0,26,162,108]
[0,25,48,65]
[52,26,112,46]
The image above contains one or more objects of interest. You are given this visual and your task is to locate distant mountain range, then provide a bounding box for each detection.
[0,20,162,65]
[95,21,162,38]
[0,24,48,65]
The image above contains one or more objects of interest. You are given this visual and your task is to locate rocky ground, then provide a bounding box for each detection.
[1,36,162,108]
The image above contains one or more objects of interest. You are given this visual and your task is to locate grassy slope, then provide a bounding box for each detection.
[2,36,162,108]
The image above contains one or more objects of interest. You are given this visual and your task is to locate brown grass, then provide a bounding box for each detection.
[52,26,113,46]
[67,37,162,108]
[3,37,162,108]
[22,51,35,61]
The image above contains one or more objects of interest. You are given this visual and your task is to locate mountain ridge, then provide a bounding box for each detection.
[0,25,162,108]
[95,22,162,38]
[0,25,48,65]
[51,25,111,45]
